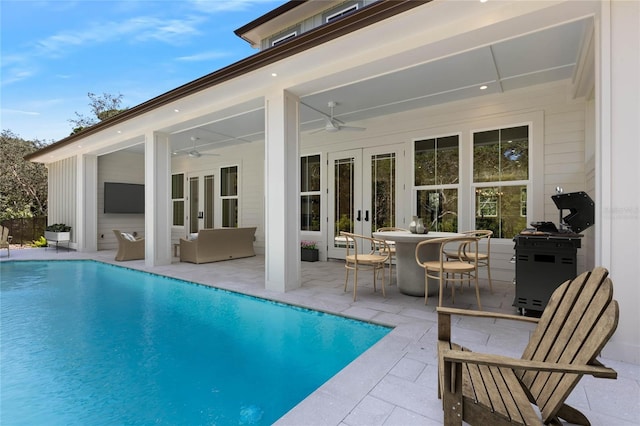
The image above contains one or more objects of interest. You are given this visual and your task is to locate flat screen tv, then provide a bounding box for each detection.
[104,182,145,214]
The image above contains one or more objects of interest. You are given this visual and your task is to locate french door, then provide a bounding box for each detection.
[186,172,215,234]
[327,145,403,259]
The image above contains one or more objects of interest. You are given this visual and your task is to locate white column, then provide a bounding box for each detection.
[76,154,98,252]
[144,131,172,266]
[597,0,640,364]
[264,90,301,292]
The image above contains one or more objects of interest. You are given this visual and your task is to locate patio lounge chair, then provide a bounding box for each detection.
[113,230,145,261]
[437,267,618,425]
[1,226,12,257]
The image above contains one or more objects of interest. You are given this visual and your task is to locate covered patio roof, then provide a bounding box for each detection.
[26,0,595,162]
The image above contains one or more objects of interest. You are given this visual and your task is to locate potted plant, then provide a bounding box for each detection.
[45,223,71,242]
[301,240,319,262]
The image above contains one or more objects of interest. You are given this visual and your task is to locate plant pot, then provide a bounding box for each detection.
[301,248,319,262]
[45,231,70,242]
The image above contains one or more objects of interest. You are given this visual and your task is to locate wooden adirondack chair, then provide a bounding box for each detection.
[437,267,619,425]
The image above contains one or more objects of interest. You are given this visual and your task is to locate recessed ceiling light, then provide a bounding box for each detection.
[480,85,488,90]
[480,0,488,3]
[271,72,278,77]
[174,109,180,113]
[117,130,122,134]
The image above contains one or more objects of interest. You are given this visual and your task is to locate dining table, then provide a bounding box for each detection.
[372,230,463,297]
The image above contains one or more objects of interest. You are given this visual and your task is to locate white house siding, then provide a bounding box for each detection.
[169,140,266,255]
[97,151,145,251]
[299,80,589,283]
[47,157,77,243]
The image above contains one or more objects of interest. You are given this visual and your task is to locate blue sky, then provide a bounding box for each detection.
[1,0,283,143]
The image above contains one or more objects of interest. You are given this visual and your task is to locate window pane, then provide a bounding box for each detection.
[371,153,396,233]
[171,174,183,199]
[475,185,528,238]
[172,201,184,226]
[334,158,355,235]
[221,166,238,197]
[416,189,458,232]
[222,199,238,227]
[204,175,214,229]
[415,135,459,186]
[474,126,528,182]
[301,195,320,231]
[301,155,321,192]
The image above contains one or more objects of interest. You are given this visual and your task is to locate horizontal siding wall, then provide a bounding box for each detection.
[97,151,145,250]
[170,141,265,254]
[47,157,77,243]
[300,79,590,283]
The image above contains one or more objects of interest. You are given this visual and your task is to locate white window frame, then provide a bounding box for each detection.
[469,117,541,239]
[171,172,185,228]
[300,153,322,234]
[219,164,240,228]
[326,4,359,23]
[271,31,297,47]
[410,111,543,240]
[412,132,462,232]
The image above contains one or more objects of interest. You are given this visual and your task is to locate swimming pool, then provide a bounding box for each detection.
[0,261,390,425]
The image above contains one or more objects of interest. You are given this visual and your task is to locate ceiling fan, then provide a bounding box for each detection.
[305,101,366,133]
[174,137,220,158]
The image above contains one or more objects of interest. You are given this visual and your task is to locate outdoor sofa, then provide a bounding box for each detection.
[179,227,256,264]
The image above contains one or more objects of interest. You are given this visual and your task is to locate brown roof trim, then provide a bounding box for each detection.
[234,0,308,38]
[26,0,429,161]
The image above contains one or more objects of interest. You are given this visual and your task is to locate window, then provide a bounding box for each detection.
[473,126,529,238]
[271,31,297,47]
[325,3,359,23]
[414,135,459,232]
[220,166,238,227]
[171,173,184,227]
[301,155,321,231]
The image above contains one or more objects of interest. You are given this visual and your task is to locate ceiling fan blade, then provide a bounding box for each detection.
[339,125,366,131]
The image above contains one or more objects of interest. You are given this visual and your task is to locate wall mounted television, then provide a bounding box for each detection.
[104,182,145,214]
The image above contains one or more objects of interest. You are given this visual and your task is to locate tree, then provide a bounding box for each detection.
[68,92,127,135]
[0,130,48,220]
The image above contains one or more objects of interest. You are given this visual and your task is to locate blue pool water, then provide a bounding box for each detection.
[0,261,390,425]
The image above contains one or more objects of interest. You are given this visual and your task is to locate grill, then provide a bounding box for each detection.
[513,191,594,314]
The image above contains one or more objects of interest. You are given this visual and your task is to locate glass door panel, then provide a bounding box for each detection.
[189,177,199,234]
[328,145,402,259]
[187,172,214,234]
[367,152,396,234]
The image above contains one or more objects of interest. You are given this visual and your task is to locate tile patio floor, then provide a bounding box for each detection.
[1,247,639,425]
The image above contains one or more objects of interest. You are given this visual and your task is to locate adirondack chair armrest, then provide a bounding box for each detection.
[442,350,617,379]
[437,306,539,341]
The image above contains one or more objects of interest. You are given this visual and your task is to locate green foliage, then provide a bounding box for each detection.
[32,236,48,247]
[46,223,71,232]
[69,92,127,135]
[0,130,48,219]
[336,214,353,233]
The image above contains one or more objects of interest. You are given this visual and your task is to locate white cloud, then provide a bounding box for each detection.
[0,108,40,116]
[35,15,205,57]
[188,0,277,13]
[1,69,36,86]
[176,50,232,62]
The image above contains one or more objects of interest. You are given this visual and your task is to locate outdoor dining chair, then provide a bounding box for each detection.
[415,236,481,309]
[340,231,390,302]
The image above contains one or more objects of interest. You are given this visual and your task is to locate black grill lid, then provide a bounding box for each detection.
[551,191,595,233]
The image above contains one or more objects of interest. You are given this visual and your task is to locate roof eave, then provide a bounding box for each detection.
[25,0,429,162]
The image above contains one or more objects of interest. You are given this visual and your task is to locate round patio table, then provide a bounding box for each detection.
[372,231,463,297]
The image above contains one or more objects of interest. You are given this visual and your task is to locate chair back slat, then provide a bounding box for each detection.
[517,267,618,423]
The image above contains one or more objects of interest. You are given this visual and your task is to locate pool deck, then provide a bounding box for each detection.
[2,247,639,425]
